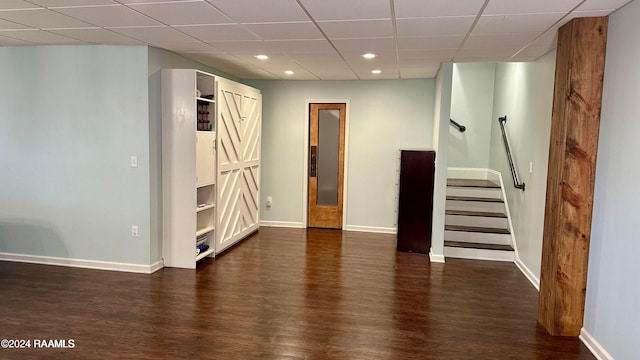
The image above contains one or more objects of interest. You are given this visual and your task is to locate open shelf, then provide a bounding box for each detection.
[196,226,215,237]
[196,248,214,261]
[197,97,215,104]
[196,203,215,213]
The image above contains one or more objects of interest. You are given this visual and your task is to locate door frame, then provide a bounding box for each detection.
[302,99,350,229]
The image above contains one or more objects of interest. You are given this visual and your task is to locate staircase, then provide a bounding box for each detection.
[444,177,515,261]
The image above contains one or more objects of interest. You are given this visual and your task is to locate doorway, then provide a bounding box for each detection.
[307,103,346,229]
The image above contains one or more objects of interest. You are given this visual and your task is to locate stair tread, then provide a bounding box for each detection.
[447,179,501,188]
[445,224,510,234]
[446,195,504,203]
[445,210,507,218]
[445,241,514,251]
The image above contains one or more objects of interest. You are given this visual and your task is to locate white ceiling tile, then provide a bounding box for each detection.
[474,13,565,34]
[175,24,260,41]
[456,47,519,59]
[0,29,86,43]
[47,28,143,44]
[358,72,399,80]
[0,33,33,44]
[397,35,465,50]
[353,66,397,77]
[552,10,612,30]
[128,1,231,26]
[318,19,393,39]
[298,0,390,21]
[29,0,117,6]
[0,9,94,28]
[464,33,538,49]
[55,5,162,27]
[340,50,396,63]
[109,26,195,43]
[396,16,474,37]
[509,55,542,62]
[244,22,323,40]
[400,56,453,68]
[516,44,555,57]
[399,49,457,61]
[151,41,217,52]
[394,0,485,18]
[286,52,343,63]
[401,63,441,78]
[531,31,557,47]
[332,38,396,53]
[577,0,632,11]
[205,40,269,54]
[0,1,40,9]
[483,0,581,15]
[184,52,257,73]
[206,0,308,23]
[0,18,31,29]
[263,39,335,53]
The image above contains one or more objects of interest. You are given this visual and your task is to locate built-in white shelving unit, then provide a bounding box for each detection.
[162,69,262,269]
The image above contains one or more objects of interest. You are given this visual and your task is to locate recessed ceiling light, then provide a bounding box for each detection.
[362,53,377,59]
[255,54,269,60]
[371,69,382,74]
[284,70,295,75]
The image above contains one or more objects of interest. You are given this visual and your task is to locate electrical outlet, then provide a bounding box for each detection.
[266,196,272,207]
[131,225,139,238]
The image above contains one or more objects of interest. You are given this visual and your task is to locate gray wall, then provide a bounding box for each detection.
[489,51,556,284]
[0,45,152,264]
[147,46,240,263]
[584,2,640,358]
[449,63,496,168]
[245,79,435,230]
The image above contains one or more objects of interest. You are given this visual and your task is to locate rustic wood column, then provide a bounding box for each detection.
[538,17,608,336]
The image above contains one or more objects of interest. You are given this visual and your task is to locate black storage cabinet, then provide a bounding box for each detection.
[396,150,436,253]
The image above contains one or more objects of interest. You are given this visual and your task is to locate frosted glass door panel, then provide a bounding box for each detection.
[317,109,340,206]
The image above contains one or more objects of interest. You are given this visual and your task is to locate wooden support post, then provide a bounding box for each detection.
[538,17,608,336]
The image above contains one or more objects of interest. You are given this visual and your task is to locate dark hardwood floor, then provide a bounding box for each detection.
[0,227,595,359]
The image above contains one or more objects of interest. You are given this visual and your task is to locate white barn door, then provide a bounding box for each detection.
[216,79,261,253]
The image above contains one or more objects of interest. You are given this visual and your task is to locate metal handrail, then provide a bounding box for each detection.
[450,119,466,132]
[498,116,525,191]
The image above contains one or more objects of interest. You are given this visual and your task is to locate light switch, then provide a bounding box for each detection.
[529,162,533,174]
[131,156,138,168]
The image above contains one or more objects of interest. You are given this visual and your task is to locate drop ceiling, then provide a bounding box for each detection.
[0,0,632,80]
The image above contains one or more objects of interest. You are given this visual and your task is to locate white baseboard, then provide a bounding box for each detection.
[0,252,162,274]
[260,221,305,228]
[429,250,446,263]
[580,328,614,360]
[344,225,397,234]
[514,256,540,291]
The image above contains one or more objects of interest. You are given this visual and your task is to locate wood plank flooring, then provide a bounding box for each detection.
[0,227,595,359]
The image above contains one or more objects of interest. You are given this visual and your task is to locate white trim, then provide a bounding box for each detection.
[429,250,446,263]
[302,99,351,229]
[444,246,515,262]
[514,256,540,291]
[489,169,520,259]
[0,252,162,274]
[344,225,397,234]
[580,328,615,360]
[260,221,305,228]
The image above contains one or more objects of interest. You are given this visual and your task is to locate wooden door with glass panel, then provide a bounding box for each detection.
[308,103,346,229]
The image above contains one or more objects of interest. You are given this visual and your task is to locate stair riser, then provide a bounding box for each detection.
[445,214,508,229]
[446,187,502,199]
[445,230,512,245]
[446,200,505,213]
[444,246,515,262]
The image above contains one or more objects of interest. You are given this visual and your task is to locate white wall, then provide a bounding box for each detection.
[245,79,435,230]
[488,51,556,285]
[449,63,496,168]
[431,63,453,260]
[0,45,152,265]
[584,3,640,359]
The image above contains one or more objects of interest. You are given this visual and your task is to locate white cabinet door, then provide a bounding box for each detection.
[216,80,261,252]
[196,131,216,187]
